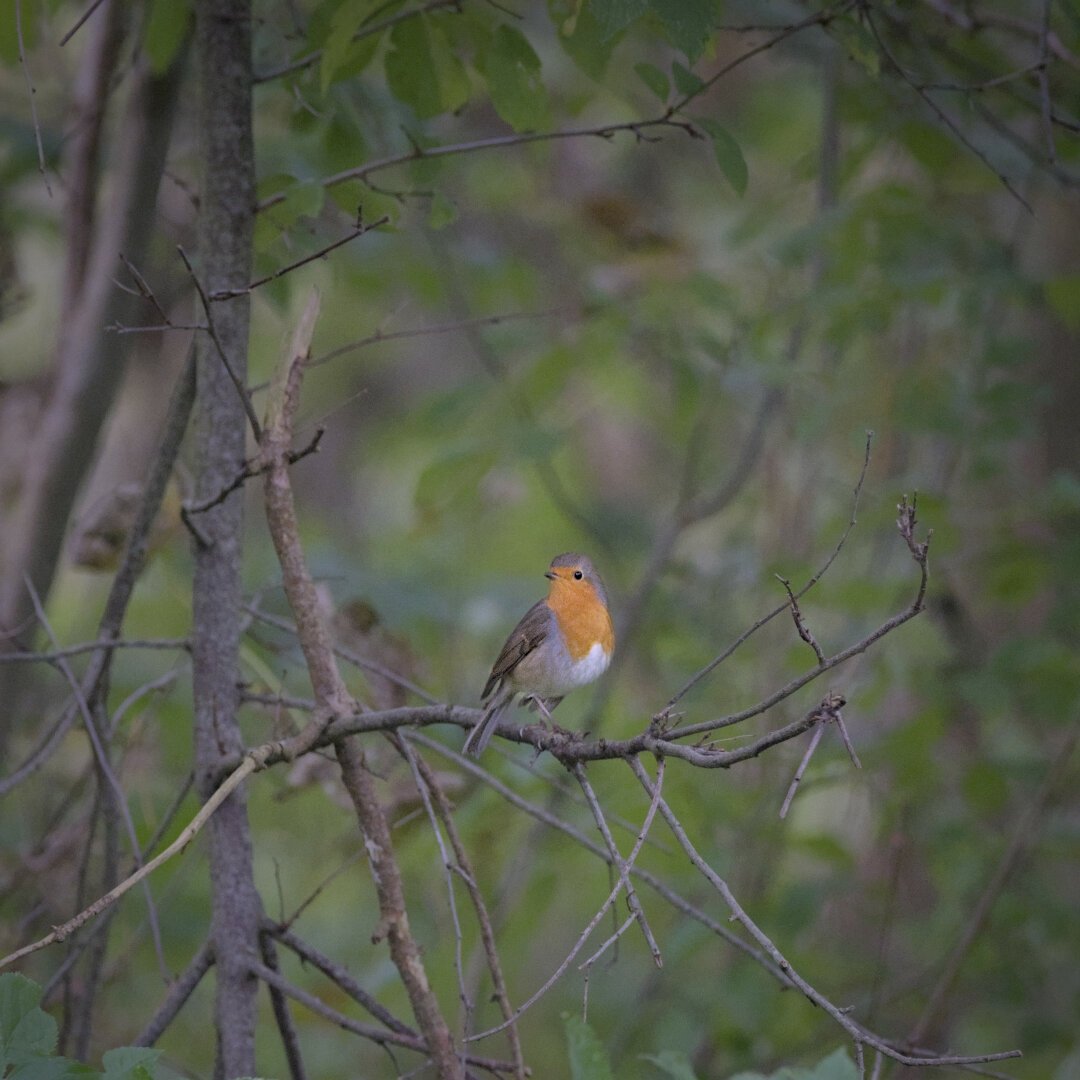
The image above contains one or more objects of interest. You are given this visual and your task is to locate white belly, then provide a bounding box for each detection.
[565,641,612,688]
[513,639,611,698]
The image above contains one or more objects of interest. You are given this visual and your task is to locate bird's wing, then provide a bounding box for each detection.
[482,600,552,701]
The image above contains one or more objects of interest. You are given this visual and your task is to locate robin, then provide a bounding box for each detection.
[463,553,615,757]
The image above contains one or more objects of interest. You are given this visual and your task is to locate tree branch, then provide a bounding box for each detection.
[627,758,1021,1070]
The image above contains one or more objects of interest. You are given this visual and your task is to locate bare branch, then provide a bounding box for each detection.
[572,762,663,968]
[185,427,325,517]
[467,754,665,1044]
[267,920,417,1037]
[247,959,515,1074]
[778,724,825,820]
[178,244,264,442]
[0,637,189,665]
[259,933,309,1080]
[259,291,461,1075]
[665,431,874,713]
[208,216,389,300]
[59,0,110,45]
[0,754,260,970]
[133,941,214,1046]
[22,578,166,972]
[862,8,1033,212]
[405,740,527,1079]
[627,758,1021,1070]
[15,0,52,195]
[409,732,793,984]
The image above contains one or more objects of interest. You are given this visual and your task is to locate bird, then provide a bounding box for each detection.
[463,552,614,757]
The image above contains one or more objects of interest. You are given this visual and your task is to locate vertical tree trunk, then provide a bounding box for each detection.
[0,26,181,751]
[191,1,263,1075]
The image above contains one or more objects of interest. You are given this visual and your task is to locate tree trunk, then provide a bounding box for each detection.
[191,1,263,1075]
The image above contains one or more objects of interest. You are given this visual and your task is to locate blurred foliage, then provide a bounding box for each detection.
[1,0,1079,1078]
[0,974,173,1080]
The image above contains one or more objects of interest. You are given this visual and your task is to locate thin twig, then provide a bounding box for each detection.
[15,0,52,195]
[672,0,857,112]
[185,427,325,516]
[118,253,173,324]
[779,724,825,820]
[394,735,472,1052]
[59,0,109,45]
[133,941,214,1046]
[0,753,260,970]
[467,758,666,1044]
[0,637,190,665]
[665,431,874,712]
[23,578,168,976]
[301,307,568,380]
[259,933,310,1080]
[248,959,515,1073]
[776,574,826,665]
[267,920,417,1036]
[572,762,663,968]
[177,245,264,441]
[410,732,793,985]
[863,8,1033,212]
[627,758,1021,1070]
[244,605,438,704]
[405,740,527,1079]
[208,216,389,300]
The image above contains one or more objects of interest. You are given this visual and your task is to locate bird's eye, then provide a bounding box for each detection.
[573,570,583,580]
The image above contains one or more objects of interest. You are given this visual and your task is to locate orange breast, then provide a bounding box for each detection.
[550,586,615,661]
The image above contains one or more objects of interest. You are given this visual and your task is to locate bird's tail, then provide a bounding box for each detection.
[463,689,512,757]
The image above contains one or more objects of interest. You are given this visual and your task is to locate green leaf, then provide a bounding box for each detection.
[587,0,647,40]
[640,1049,701,1079]
[480,24,547,131]
[144,0,191,75]
[100,1046,163,1080]
[551,0,617,79]
[805,1047,859,1079]
[427,191,457,230]
[564,1014,614,1080]
[0,974,57,1066]
[648,0,714,60]
[270,180,326,222]
[671,61,703,97]
[10,1059,92,1080]
[831,14,880,75]
[319,0,382,93]
[696,117,748,195]
[385,16,468,118]
[634,62,669,101]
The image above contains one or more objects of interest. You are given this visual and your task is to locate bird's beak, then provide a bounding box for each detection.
[544,571,556,580]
